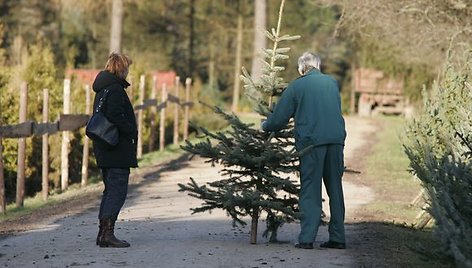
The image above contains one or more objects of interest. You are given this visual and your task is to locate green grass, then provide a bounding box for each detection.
[237,112,264,126]
[356,116,454,267]
[0,111,259,222]
[0,143,189,222]
[0,112,268,223]
[363,116,422,223]
[0,180,102,222]
[138,143,186,167]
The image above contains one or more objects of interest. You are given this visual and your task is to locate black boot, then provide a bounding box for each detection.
[99,219,130,248]
[96,220,105,245]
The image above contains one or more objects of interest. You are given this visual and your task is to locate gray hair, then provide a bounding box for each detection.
[297,52,321,75]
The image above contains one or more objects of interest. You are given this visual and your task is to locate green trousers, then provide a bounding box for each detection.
[298,144,345,244]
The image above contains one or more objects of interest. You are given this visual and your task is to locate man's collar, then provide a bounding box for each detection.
[305,68,321,76]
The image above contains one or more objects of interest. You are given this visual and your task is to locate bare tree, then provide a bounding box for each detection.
[231,13,243,112]
[250,0,267,83]
[109,0,123,53]
[316,0,472,70]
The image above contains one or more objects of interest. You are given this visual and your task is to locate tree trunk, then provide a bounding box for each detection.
[188,0,195,77]
[109,0,123,53]
[208,33,216,89]
[0,86,4,213]
[251,0,267,83]
[231,14,243,112]
[0,138,5,214]
[207,0,216,89]
[250,208,259,244]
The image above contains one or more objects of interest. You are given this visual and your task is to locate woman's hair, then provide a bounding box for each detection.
[105,52,132,79]
[297,52,321,75]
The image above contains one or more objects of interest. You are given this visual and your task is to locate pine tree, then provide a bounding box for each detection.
[178,0,301,244]
[404,58,472,267]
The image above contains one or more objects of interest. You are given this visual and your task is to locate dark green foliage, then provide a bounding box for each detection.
[179,107,300,240]
[404,59,472,267]
[178,1,303,243]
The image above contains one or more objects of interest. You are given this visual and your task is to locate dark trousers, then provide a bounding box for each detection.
[98,168,130,220]
[298,144,345,244]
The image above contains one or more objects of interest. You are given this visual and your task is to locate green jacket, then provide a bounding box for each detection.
[263,69,346,149]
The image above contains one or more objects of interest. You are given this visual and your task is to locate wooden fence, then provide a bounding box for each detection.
[0,74,193,213]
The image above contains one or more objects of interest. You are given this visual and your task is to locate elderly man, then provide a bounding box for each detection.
[262,52,346,249]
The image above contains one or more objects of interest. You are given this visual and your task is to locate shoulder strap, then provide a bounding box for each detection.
[95,89,110,113]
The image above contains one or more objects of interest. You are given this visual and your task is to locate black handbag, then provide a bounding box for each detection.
[86,89,119,147]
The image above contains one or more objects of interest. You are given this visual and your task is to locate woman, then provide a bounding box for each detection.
[92,52,137,248]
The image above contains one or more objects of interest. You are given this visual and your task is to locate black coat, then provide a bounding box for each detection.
[91,71,138,168]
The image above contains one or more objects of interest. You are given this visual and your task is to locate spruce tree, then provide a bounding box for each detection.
[404,59,472,266]
[178,0,301,244]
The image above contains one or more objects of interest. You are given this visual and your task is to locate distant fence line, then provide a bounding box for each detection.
[0,74,193,213]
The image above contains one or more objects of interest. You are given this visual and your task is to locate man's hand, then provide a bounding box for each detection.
[261,120,268,131]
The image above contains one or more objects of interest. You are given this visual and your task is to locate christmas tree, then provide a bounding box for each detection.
[404,59,472,266]
[178,0,301,244]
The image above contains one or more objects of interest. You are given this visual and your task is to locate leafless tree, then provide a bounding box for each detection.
[109,0,123,53]
[316,0,472,70]
[250,0,267,83]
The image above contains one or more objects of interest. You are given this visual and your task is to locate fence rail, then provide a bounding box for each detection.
[0,74,193,213]
[0,97,192,138]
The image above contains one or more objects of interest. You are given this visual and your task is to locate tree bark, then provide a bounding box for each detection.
[231,14,243,112]
[251,0,267,83]
[109,0,123,53]
[250,208,259,244]
[208,33,216,89]
[0,138,5,214]
[188,0,195,77]
[0,83,4,213]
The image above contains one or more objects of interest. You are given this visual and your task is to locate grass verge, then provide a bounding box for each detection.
[363,116,421,223]
[0,143,187,224]
[0,111,254,224]
[352,115,453,267]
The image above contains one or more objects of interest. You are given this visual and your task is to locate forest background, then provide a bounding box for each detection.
[0,0,470,208]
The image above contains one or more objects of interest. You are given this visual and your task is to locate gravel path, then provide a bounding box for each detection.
[0,116,377,268]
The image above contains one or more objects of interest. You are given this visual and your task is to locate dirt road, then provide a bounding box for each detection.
[0,116,377,268]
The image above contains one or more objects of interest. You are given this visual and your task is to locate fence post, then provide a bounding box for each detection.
[183,78,191,141]
[0,137,5,214]
[127,75,134,102]
[350,68,357,115]
[173,76,180,145]
[159,83,167,151]
[81,85,91,187]
[137,75,145,158]
[0,83,4,213]
[16,81,27,207]
[42,88,49,200]
[61,78,71,191]
[148,75,158,151]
